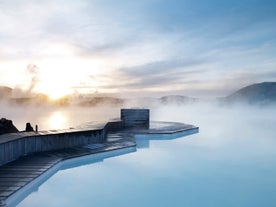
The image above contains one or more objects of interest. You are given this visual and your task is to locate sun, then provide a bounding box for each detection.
[49,112,66,129]
[31,46,108,99]
[47,87,71,100]
[34,56,103,98]
[36,81,72,100]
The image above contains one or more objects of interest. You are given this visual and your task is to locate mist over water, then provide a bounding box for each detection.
[11,102,276,207]
[0,103,121,131]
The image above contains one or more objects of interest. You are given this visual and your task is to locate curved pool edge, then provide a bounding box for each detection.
[5,146,137,207]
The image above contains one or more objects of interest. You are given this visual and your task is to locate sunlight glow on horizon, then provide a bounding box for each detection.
[36,58,103,98]
[0,50,111,98]
[49,112,66,129]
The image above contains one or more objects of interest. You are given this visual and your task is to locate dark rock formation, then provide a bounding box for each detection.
[0,118,19,135]
[25,122,34,132]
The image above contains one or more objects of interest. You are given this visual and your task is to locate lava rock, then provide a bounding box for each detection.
[0,118,19,135]
[25,122,34,132]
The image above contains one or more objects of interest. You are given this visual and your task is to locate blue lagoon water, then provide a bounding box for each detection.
[15,106,276,207]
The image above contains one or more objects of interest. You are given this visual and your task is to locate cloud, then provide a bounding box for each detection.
[97,58,206,91]
[80,59,207,95]
[120,58,206,77]
[0,0,276,97]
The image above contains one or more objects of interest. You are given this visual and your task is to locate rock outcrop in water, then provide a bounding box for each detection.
[25,122,34,132]
[0,118,19,135]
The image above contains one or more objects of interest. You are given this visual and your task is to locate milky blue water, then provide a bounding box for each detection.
[15,106,276,207]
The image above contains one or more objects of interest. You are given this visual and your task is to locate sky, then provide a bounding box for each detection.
[0,0,276,98]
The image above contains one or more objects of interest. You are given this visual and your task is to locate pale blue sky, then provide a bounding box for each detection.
[0,0,275,97]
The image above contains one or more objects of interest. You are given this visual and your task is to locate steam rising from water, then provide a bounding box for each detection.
[26,64,40,94]
[0,103,121,131]
[1,99,275,132]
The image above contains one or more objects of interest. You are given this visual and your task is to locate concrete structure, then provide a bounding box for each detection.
[0,109,198,166]
[121,109,149,128]
[0,108,148,166]
[0,119,125,166]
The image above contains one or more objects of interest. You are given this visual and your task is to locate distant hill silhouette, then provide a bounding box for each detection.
[159,95,198,105]
[223,82,276,105]
[76,96,124,107]
[1,82,275,107]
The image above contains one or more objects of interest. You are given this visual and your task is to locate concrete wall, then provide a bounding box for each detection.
[121,109,149,128]
[0,129,104,166]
